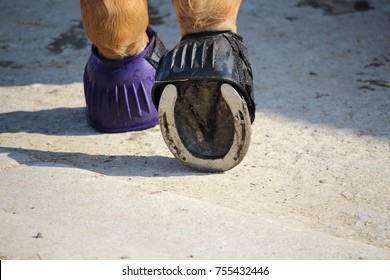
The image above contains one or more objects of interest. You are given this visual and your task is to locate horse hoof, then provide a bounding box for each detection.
[152,31,255,172]
[158,83,251,172]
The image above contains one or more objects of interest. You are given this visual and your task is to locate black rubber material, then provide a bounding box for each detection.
[144,29,168,69]
[152,31,256,123]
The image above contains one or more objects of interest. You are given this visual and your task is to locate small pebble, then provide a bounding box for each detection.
[33,232,43,239]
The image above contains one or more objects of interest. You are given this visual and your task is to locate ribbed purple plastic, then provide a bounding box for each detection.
[83,27,159,132]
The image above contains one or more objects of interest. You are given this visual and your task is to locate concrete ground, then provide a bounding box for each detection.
[0,0,389,259]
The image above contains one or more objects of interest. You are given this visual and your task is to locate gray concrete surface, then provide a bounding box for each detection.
[0,0,389,259]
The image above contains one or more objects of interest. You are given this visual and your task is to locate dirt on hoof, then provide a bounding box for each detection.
[174,81,235,159]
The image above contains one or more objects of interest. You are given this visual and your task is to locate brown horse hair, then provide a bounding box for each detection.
[172,0,242,35]
[80,0,149,59]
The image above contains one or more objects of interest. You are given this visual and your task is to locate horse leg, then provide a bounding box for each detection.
[153,0,255,172]
[80,0,167,132]
[172,0,242,35]
[80,0,149,59]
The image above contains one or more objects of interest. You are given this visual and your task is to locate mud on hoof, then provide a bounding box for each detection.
[159,83,251,172]
[174,81,234,159]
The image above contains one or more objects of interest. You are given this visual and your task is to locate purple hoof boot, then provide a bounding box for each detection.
[83,26,167,132]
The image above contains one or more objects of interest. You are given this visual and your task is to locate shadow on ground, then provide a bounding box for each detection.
[0,107,197,177]
[0,146,195,178]
[0,107,93,136]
